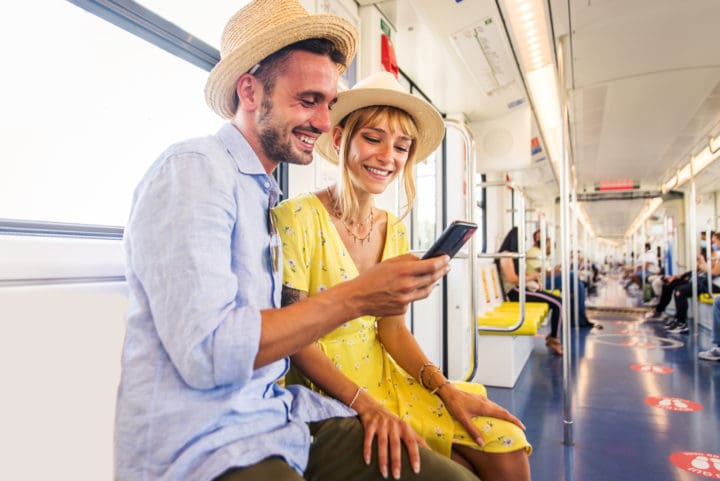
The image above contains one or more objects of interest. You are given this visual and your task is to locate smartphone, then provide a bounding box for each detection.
[421,220,478,259]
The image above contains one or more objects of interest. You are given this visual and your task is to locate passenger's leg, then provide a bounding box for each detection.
[654,279,674,314]
[510,288,563,355]
[306,417,479,481]
[673,283,693,322]
[452,445,530,481]
[214,458,303,481]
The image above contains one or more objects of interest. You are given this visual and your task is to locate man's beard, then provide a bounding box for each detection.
[257,97,311,166]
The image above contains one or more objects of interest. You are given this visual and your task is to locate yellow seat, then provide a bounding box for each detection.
[478,302,547,335]
[699,292,718,305]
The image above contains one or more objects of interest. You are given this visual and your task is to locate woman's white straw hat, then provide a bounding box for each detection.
[315,71,445,164]
[205,0,358,119]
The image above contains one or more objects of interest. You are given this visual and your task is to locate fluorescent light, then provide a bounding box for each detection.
[662,132,720,193]
[505,0,553,72]
[527,66,561,165]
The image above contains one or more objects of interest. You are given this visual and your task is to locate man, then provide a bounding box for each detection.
[114,1,477,481]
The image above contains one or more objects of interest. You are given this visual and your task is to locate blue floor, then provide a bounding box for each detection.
[486,278,720,481]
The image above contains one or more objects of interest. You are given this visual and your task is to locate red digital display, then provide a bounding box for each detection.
[598,178,636,191]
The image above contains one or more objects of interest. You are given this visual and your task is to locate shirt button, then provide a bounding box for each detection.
[264,181,270,188]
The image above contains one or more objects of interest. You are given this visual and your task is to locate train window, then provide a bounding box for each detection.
[414,151,441,249]
[136,1,246,46]
[0,1,222,227]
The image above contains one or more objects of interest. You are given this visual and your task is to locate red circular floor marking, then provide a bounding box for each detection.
[645,396,703,412]
[669,451,720,479]
[630,363,674,374]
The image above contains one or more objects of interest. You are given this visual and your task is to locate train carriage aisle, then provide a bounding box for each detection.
[486,272,720,481]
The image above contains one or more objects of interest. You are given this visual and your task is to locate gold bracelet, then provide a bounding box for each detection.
[348,387,366,409]
[418,362,437,389]
[430,380,451,395]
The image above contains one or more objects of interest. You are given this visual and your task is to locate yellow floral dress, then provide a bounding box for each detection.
[273,193,531,457]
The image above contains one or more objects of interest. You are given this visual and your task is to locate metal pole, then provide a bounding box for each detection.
[444,120,479,382]
[643,221,649,298]
[558,35,574,446]
[550,220,562,291]
[689,178,699,335]
[572,193,579,329]
[540,217,547,291]
[706,224,712,296]
[518,192,527,313]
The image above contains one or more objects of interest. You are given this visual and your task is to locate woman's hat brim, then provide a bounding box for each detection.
[315,83,445,164]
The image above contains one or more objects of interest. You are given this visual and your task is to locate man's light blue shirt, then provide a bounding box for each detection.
[115,123,354,481]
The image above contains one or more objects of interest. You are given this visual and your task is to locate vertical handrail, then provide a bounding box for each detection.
[540,218,547,291]
[475,182,529,333]
[444,119,479,383]
[572,192,579,329]
[706,225,712,296]
[689,178,699,336]
[641,223,647,296]
[558,34,574,447]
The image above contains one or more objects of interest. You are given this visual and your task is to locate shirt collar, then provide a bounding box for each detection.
[217,123,268,176]
[217,123,283,198]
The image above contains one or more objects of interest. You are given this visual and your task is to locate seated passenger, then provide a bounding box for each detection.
[499,227,564,355]
[646,232,709,321]
[698,295,720,361]
[274,72,531,481]
[626,242,660,293]
[666,232,720,334]
[526,229,597,329]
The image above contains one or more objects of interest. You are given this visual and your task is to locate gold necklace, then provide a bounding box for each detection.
[327,187,375,245]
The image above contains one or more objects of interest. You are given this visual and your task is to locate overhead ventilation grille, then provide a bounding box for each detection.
[450,17,516,95]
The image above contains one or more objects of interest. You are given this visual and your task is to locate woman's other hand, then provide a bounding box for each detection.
[436,384,526,447]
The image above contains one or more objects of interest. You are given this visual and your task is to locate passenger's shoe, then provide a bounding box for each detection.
[664,319,679,330]
[698,346,720,361]
[645,311,665,322]
[668,322,689,334]
[545,335,563,356]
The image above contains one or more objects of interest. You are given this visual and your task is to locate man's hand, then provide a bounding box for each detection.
[346,254,450,318]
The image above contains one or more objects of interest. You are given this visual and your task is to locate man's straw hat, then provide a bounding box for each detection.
[205,0,358,119]
[315,71,445,164]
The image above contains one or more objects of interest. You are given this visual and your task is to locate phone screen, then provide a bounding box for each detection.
[421,220,478,259]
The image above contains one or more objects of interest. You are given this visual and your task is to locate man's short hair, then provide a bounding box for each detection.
[252,38,347,97]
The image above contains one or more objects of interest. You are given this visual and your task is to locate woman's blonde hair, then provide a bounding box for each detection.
[333,105,420,223]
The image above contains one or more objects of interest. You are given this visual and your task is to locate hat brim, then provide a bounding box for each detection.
[315,88,446,164]
[205,14,357,119]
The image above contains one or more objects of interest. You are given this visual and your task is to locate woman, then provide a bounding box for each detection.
[274,72,531,481]
[498,227,564,356]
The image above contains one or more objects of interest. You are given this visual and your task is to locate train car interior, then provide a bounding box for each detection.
[1,0,719,480]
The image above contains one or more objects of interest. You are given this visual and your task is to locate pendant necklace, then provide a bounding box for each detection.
[327,187,374,245]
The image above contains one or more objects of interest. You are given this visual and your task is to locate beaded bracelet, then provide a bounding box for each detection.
[348,386,366,408]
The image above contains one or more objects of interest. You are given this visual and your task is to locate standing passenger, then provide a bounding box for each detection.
[113,2,477,481]
[275,72,531,481]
